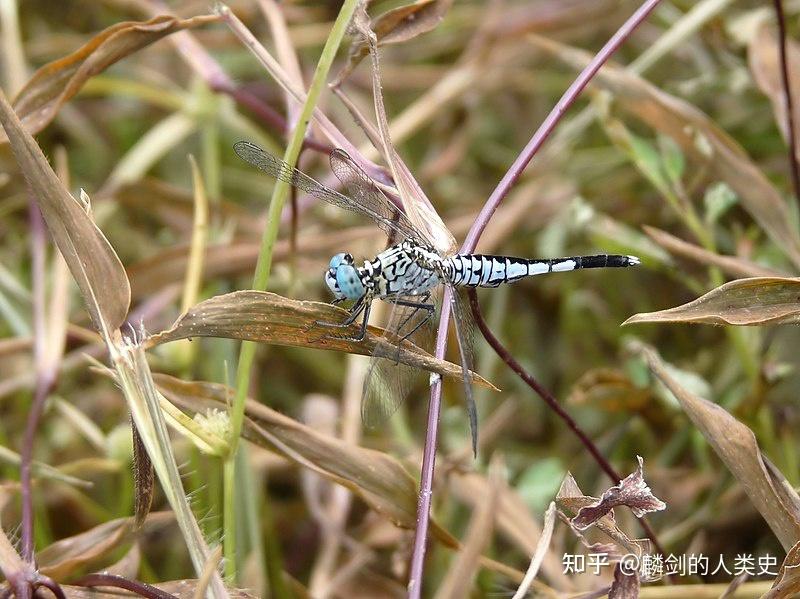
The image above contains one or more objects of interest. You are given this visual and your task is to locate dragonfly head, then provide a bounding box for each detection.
[326,253,365,301]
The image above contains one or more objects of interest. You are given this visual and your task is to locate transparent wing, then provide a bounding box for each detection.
[328,148,424,245]
[361,296,436,428]
[234,141,420,241]
[451,287,478,456]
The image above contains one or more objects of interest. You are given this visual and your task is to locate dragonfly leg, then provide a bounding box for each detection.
[327,302,372,342]
[315,296,365,329]
[386,294,435,364]
[394,295,435,343]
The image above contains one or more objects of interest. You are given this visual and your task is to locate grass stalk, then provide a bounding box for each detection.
[219,0,360,581]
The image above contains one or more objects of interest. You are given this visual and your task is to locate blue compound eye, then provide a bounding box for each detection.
[329,252,353,269]
[335,264,365,300]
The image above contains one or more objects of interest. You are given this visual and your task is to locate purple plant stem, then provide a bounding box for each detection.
[461,0,664,254]
[73,574,177,599]
[407,286,452,597]
[33,575,66,599]
[20,201,52,564]
[407,0,664,594]
[467,290,669,561]
[771,0,800,204]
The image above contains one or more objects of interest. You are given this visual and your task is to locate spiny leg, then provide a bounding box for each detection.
[315,296,365,329]
[323,301,372,342]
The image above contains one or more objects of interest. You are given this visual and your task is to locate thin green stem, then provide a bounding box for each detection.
[222,0,360,580]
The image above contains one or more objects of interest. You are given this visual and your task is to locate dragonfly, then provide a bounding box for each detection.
[234,141,640,455]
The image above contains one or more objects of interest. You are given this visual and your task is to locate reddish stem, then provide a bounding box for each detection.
[771,0,800,205]
[73,574,177,599]
[407,1,664,595]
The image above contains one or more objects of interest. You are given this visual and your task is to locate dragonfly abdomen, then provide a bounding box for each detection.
[446,254,639,288]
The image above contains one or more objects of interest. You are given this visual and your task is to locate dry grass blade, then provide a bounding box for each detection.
[337,0,454,84]
[0,14,218,143]
[154,373,454,543]
[643,226,786,279]
[624,277,800,326]
[511,502,557,599]
[748,22,800,155]
[358,7,457,253]
[530,34,800,269]
[637,343,800,550]
[0,89,130,333]
[147,290,495,389]
[434,456,501,599]
[450,470,571,589]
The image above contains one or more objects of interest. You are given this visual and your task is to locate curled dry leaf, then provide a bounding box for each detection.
[748,22,800,155]
[762,541,800,599]
[624,277,800,327]
[637,343,800,550]
[154,373,456,545]
[337,0,454,84]
[0,90,130,332]
[556,473,652,559]
[530,35,800,269]
[609,561,640,599]
[0,14,218,144]
[147,290,495,389]
[572,456,666,531]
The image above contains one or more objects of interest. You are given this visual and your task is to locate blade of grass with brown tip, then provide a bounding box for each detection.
[643,226,786,279]
[147,290,496,389]
[637,343,800,550]
[0,14,218,143]
[624,277,800,326]
[0,89,130,334]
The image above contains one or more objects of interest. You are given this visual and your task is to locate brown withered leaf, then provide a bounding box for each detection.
[37,518,133,579]
[530,35,800,269]
[337,0,453,84]
[155,373,456,546]
[147,290,495,389]
[748,23,800,154]
[556,474,652,559]
[624,277,800,327]
[0,14,218,144]
[0,90,130,332]
[36,512,174,580]
[762,541,800,599]
[638,343,800,550]
[572,456,666,531]
[608,562,640,599]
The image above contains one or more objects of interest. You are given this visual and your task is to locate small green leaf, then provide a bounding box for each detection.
[704,182,738,224]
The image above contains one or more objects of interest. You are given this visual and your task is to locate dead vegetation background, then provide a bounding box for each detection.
[2,0,800,598]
